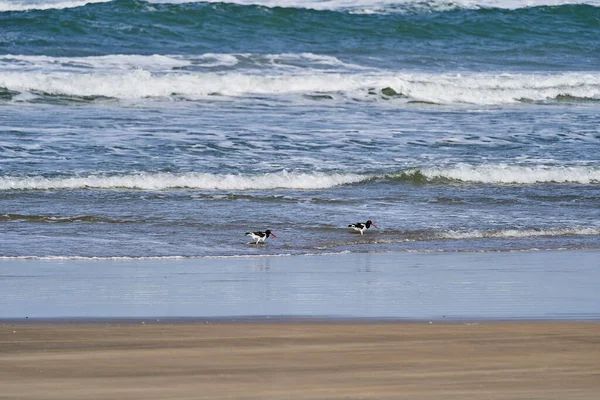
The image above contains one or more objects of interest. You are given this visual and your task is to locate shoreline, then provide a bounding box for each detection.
[1,246,599,260]
[2,249,599,320]
[3,316,600,325]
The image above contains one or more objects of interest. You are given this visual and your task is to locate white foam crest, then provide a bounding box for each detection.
[0,54,191,73]
[441,227,600,240]
[0,171,369,191]
[418,164,600,184]
[0,251,353,260]
[0,70,600,105]
[147,0,600,12]
[0,0,109,12]
[396,72,600,105]
[195,53,348,69]
[3,0,600,12]
[0,255,190,260]
[0,70,366,98]
[0,53,363,72]
[450,0,600,10]
[195,53,240,68]
[1,70,599,104]
[263,53,356,68]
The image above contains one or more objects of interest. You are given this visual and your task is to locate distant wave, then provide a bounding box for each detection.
[1,165,598,191]
[153,0,600,12]
[0,213,135,223]
[1,68,599,105]
[0,54,193,72]
[0,0,109,12]
[0,53,363,72]
[3,0,600,13]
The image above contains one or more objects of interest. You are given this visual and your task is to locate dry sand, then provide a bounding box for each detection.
[1,321,599,400]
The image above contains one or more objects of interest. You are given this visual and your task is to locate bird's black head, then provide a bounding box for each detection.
[265,229,276,238]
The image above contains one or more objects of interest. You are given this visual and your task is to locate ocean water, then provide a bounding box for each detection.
[1,0,599,259]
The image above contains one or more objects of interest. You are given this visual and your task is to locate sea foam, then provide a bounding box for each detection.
[413,164,600,184]
[0,54,192,72]
[0,53,362,72]
[0,171,367,191]
[148,0,600,12]
[2,0,600,13]
[1,69,599,105]
[0,0,109,12]
[439,226,600,240]
[1,165,598,191]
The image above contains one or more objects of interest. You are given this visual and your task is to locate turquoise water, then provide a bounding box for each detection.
[1,0,599,258]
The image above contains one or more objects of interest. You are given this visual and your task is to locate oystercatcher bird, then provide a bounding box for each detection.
[348,220,377,235]
[245,229,277,244]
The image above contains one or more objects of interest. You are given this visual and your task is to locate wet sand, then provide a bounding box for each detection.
[3,250,600,319]
[1,321,599,399]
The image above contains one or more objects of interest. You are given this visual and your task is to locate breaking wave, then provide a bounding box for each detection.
[1,68,599,105]
[0,53,361,73]
[0,171,367,191]
[2,0,600,13]
[394,165,600,184]
[0,0,109,12]
[1,165,598,191]
[438,226,600,240]
[149,0,600,11]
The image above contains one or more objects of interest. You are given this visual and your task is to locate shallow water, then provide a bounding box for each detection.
[1,251,599,319]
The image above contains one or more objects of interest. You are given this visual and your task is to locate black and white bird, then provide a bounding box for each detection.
[348,220,378,235]
[245,229,277,244]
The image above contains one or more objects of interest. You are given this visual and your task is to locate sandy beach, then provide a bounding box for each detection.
[1,321,599,400]
[4,0,600,398]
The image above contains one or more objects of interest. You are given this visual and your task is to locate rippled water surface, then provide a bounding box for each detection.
[1,0,599,258]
